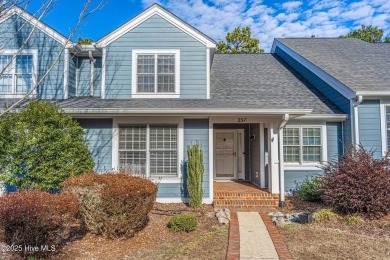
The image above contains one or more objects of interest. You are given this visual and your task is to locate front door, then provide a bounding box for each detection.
[215,130,235,178]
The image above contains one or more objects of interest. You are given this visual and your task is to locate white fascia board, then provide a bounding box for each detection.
[0,6,69,46]
[356,91,390,97]
[62,108,313,115]
[298,114,347,121]
[273,40,356,100]
[96,5,216,48]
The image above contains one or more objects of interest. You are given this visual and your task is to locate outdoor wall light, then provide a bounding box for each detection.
[250,135,256,141]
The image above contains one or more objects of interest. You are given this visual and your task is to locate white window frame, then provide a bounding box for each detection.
[380,101,390,155]
[283,125,327,168]
[112,117,184,183]
[0,49,38,98]
[131,49,180,98]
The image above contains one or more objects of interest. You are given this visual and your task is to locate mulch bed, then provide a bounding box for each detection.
[276,196,390,259]
[1,203,228,260]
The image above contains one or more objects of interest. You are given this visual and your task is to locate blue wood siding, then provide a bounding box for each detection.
[68,55,77,97]
[0,15,65,99]
[275,46,352,144]
[77,119,113,171]
[285,169,323,193]
[93,57,102,97]
[105,14,207,99]
[327,122,343,161]
[358,100,382,158]
[76,57,90,96]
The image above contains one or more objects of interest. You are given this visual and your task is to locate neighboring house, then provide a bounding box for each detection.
[0,4,389,205]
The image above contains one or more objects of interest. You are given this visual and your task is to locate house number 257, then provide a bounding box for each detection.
[237,118,247,122]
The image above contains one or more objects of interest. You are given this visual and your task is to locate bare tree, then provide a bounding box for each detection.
[0,0,108,116]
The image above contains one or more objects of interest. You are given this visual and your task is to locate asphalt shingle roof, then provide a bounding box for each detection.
[0,54,344,115]
[277,38,390,92]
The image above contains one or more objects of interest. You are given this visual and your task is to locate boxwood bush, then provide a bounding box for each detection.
[168,213,197,232]
[0,191,80,258]
[62,173,158,238]
[299,175,322,201]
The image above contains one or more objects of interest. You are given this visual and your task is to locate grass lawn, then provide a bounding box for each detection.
[277,197,390,260]
[1,203,228,260]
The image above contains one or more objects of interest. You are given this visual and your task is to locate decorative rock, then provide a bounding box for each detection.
[216,208,231,224]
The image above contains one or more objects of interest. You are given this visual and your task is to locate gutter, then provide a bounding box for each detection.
[278,114,289,207]
[89,51,95,97]
[61,108,313,115]
[352,95,363,144]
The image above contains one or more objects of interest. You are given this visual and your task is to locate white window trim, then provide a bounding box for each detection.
[131,49,180,98]
[112,117,184,183]
[283,124,327,168]
[0,49,38,98]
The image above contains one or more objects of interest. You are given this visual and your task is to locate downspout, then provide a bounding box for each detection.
[278,114,290,207]
[89,50,95,97]
[352,95,363,145]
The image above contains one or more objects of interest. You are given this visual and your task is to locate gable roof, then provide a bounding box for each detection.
[0,5,69,45]
[96,3,216,48]
[274,38,390,94]
[210,54,344,115]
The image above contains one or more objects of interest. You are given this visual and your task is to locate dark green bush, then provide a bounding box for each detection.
[168,213,197,232]
[299,175,322,201]
[0,191,80,258]
[62,172,157,238]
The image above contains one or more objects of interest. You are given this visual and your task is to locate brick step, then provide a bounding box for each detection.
[213,198,279,208]
[214,192,279,200]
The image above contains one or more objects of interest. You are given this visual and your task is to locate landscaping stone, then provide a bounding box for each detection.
[269,211,305,226]
[216,208,231,225]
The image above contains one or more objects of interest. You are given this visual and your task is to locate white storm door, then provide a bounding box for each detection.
[215,130,235,179]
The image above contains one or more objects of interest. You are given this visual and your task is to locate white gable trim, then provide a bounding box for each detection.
[272,39,356,100]
[0,6,69,46]
[97,4,216,48]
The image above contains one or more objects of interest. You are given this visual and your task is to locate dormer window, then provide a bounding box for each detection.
[132,50,180,98]
[0,50,37,97]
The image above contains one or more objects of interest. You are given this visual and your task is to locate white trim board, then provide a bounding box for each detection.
[156,197,212,204]
[380,99,390,155]
[0,6,68,45]
[97,4,216,48]
[272,40,356,100]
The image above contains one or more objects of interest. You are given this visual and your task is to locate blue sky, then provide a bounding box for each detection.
[28,0,390,51]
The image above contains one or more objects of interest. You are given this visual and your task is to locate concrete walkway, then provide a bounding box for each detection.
[237,212,279,260]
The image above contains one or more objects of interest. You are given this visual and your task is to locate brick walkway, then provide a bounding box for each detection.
[226,211,293,260]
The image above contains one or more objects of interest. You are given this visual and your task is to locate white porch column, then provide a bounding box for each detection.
[268,122,280,194]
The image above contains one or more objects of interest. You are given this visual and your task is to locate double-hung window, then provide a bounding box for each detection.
[0,50,36,96]
[283,127,322,164]
[118,124,178,177]
[132,50,180,98]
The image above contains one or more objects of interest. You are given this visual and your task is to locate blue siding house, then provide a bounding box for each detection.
[1,4,389,207]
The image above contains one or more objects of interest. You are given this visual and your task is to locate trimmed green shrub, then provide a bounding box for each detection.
[0,101,94,190]
[313,208,340,222]
[187,143,204,208]
[62,173,157,238]
[299,175,322,201]
[322,145,390,217]
[168,213,197,232]
[0,191,80,258]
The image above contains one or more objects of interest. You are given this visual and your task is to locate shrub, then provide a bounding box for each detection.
[0,191,80,258]
[62,173,157,238]
[0,101,94,190]
[168,213,197,232]
[299,175,322,201]
[313,208,340,222]
[187,143,204,208]
[321,145,390,218]
[344,214,364,225]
